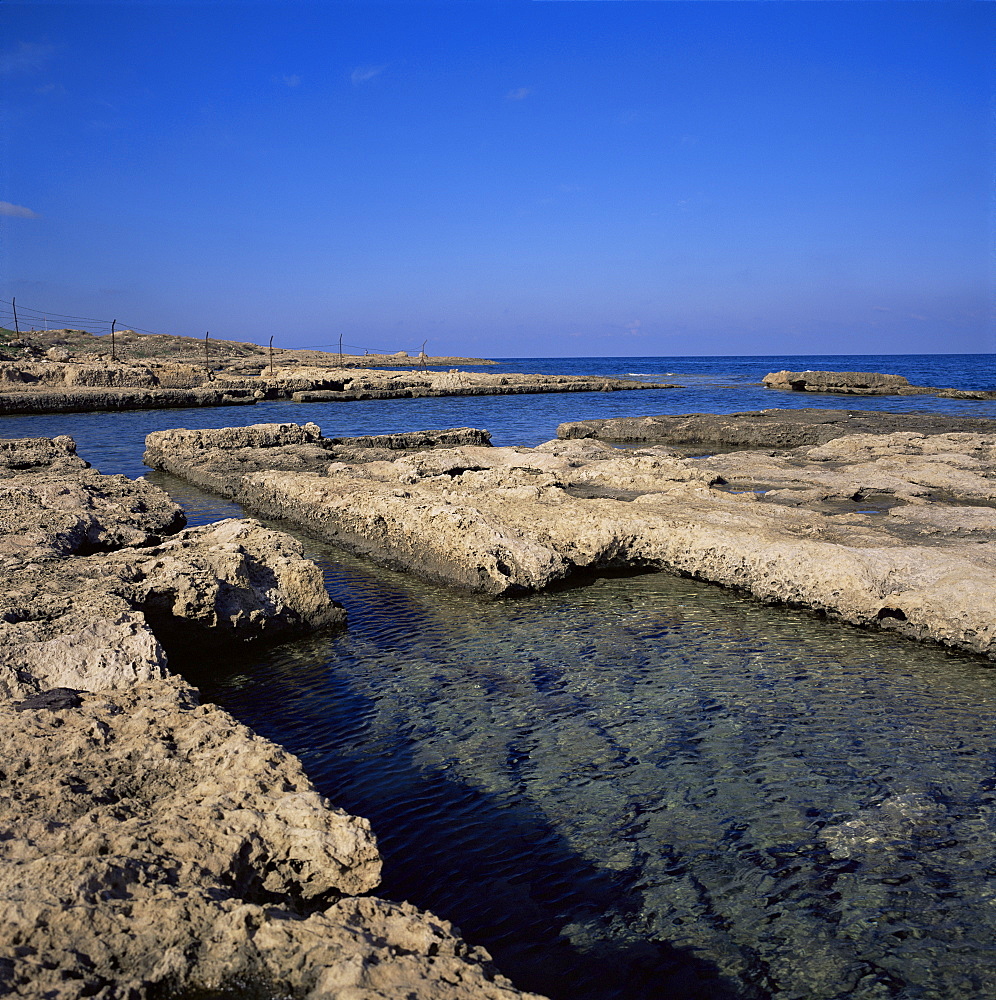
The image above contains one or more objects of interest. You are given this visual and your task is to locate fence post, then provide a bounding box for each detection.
[338,333,343,366]
[269,335,274,376]
[11,298,18,336]
[111,319,116,361]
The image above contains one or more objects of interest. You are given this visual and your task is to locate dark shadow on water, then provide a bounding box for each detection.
[187,640,760,1000]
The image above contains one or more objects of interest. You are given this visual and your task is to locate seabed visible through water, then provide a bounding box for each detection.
[166,468,996,1000]
[5,354,996,999]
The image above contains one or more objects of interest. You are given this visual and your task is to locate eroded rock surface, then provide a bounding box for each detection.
[0,679,541,1000]
[146,420,996,658]
[0,435,341,697]
[0,517,343,699]
[763,370,922,394]
[0,355,673,414]
[0,435,186,566]
[1,435,547,1000]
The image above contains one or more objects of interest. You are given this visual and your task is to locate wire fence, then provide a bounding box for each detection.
[0,297,165,338]
[0,298,433,365]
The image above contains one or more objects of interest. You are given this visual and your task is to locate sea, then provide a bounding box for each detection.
[4,354,996,1000]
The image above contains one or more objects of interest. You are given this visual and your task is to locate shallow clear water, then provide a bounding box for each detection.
[197,541,996,1000]
[5,355,996,999]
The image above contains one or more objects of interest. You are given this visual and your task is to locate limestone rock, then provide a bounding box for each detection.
[146,420,996,658]
[0,434,186,568]
[0,680,546,1000]
[762,370,918,394]
[0,435,544,1000]
[762,370,996,399]
[0,518,344,699]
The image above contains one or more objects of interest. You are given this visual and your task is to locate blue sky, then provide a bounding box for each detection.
[1,1,992,357]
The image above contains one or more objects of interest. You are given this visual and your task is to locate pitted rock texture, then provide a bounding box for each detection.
[146,421,996,658]
[0,385,257,414]
[762,370,921,394]
[144,423,495,496]
[218,365,675,402]
[0,517,344,699]
[1,679,525,1000]
[0,436,546,1000]
[0,354,671,414]
[0,435,186,567]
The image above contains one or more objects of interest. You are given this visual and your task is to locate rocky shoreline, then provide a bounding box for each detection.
[0,357,673,415]
[145,412,996,659]
[0,434,546,1000]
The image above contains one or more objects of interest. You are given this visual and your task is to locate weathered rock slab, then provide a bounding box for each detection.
[145,421,996,659]
[763,370,996,399]
[0,435,186,567]
[0,435,547,1000]
[557,408,996,451]
[3,679,536,1000]
[0,517,344,699]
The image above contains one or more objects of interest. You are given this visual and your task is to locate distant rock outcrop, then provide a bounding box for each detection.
[556,408,996,450]
[762,370,996,399]
[0,353,675,415]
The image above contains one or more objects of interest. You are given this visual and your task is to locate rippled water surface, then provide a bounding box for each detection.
[6,355,996,999]
[188,531,996,1000]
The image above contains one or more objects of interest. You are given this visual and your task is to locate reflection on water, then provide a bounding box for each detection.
[196,539,996,1000]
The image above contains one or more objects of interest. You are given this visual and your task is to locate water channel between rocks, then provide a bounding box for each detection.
[153,471,996,1000]
[5,354,996,1000]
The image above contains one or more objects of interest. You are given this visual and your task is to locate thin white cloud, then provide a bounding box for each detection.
[506,87,532,101]
[282,74,301,87]
[351,65,387,85]
[0,41,55,75]
[0,201,40,219]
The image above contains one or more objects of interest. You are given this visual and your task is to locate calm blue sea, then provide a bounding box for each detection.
[0,354,992,479]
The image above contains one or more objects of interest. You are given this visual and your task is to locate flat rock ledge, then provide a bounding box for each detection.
[0,435,546,1000]
[557,408,996,451]
[763,370,996,399]
[145,419,996,660]
[0,359,674,414]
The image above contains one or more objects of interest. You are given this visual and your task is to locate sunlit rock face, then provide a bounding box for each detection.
[147,417,996,659]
